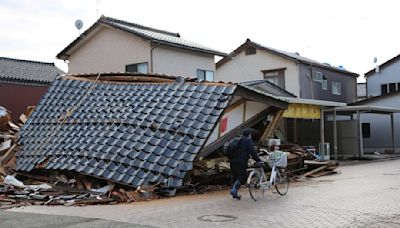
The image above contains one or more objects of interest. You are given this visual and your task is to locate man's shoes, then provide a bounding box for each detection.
[230,188,241,200]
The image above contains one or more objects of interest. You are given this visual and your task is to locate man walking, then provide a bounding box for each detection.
[229,129,262,199]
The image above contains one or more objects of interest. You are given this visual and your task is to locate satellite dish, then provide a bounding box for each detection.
[75,19,83,30]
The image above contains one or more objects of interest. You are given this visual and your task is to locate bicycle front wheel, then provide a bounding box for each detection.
[274,168,289,195]
[247,170,265,201]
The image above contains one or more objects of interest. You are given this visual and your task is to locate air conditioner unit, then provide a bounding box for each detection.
[318,142,330,160]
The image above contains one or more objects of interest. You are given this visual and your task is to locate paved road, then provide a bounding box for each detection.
[0,210,156,228]
[7,159,400,228]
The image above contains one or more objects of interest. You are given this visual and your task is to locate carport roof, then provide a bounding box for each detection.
[325,105,400,115]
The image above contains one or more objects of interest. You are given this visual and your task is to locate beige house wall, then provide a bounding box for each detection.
[216,50,300,97]
[152,46,215,78]
[67,26,151,74]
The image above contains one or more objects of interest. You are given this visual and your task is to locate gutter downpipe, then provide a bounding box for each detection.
[150,41,160,73]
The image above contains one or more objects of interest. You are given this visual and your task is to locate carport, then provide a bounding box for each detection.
[323,106,400,159]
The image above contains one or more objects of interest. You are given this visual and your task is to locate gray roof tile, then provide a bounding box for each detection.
[0,57,64,84]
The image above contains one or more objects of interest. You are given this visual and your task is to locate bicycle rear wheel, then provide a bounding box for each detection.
[274,168,288,195]
[247,170,265,201]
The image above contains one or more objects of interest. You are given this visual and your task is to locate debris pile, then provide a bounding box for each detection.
[0,171,161,209]
[0,106,30,182]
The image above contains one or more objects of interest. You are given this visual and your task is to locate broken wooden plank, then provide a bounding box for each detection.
[19,114,27,124]
[0,144,16,166]
[301,165,329,177]
[309,170,338,178]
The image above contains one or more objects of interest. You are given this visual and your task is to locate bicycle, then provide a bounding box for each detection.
[246,151,289,201]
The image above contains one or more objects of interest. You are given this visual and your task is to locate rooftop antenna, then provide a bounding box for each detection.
[75,19,83,35]
[374,57,379,73]
[96,0,101,18]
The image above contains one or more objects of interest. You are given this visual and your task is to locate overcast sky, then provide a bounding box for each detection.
[1,0,400,81]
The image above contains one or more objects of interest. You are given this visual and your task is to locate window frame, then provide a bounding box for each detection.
[125,62,148,73]
[389,83,396,93]
[332,81,341,95]
[362,123,371,138]
[196,69,214,81]
[381,84,388,95]
[313,71,323,82]
[322,77,328,90]
[262,68,286,89]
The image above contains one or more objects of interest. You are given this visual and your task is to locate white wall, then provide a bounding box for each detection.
[68,26,151,74]
[204,100,269,146]
[360,94,400,152]
[216,49,300,96]
[152,46,215,78]
[367,61,400,96]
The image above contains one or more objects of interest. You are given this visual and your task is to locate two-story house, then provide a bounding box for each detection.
[217,39,359,157]
[57,16,226,79]
[216,39,358,103]
[354,54,400,153]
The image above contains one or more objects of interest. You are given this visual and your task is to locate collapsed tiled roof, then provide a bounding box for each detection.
[16,74,235,188]
[57,16,226,60]
[0,57,64,85]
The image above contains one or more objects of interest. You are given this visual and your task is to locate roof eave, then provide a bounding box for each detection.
[57,18,226,60]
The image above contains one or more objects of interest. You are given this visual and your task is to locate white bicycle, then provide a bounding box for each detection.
[247,151,289,201]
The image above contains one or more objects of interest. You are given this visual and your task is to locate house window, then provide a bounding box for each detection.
[262,68,285,89]
[332,81,341,95]
[362,123,371,138]
[322,77,328,90]
[245,47,257,55]
[126,62,148,73]
[313,71,323,82]
[197,69,214,81]
[381,84,388,95]
[389,83,396,93]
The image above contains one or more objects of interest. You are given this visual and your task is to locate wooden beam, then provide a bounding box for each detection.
[260,109,284,141]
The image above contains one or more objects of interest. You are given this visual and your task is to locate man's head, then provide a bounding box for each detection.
[242,129,252,139]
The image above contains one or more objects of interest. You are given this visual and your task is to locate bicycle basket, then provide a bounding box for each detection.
[267,151,288,168]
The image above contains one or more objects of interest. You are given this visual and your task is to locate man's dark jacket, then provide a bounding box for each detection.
[229,137,261,166]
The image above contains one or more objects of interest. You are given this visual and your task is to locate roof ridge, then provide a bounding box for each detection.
[0,57,55,66]
[100,15,180,38]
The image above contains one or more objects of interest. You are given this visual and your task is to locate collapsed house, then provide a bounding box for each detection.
[14,73,288,192]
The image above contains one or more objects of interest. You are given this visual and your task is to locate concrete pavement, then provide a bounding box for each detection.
[7,159,400,227]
